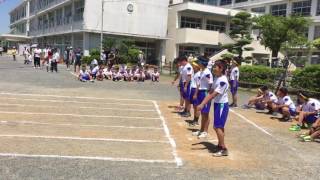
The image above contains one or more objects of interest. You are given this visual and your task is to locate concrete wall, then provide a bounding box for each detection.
[83,0,169,39]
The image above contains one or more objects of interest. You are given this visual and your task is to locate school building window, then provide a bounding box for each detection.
[270,4,287,17]
[251,7,266,14]
[220,0,232,6]
[316,0,320,15]
[179,46,200,57]
[292,0,311,16]
[180,16,202,29]
[314,26,320,40]
[235,0,248,3]
[206,20,226,32]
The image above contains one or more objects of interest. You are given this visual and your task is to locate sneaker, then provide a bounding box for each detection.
[213,149,229,157]
[242,104,251,109]
[198,132,208,139]
[300,136,312,142]
[192,130,201,136]
[289,125,301,132]
[189,121,199,127]
[181,112,191,117]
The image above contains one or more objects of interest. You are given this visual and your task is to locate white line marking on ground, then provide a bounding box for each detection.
[0,97,153,107]
[0,134,169,144]
[230,109,303,156]
[0,92,153,102]
[0,153,176,164]
[0,120,163,130]
[230,109,273,137]
[0,103,156,112]
[0,111,160,120]
[153,101,183,167]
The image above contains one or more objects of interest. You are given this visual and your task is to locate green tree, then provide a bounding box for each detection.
[312,38,320,50]
[254,15,310,66]
[222,12,254,64]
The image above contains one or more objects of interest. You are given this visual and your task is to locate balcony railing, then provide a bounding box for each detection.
[30,0,71,16]
[29,21,83,37]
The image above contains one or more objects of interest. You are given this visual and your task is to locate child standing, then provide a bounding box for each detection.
[193,57,213,138]
[189,61,201,126]
[198,60,230,157]
[179,56,194,118]
[229,60,239,107]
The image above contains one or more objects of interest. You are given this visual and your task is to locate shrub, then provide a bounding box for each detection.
[291,65,320,92]
[239,65,285,87]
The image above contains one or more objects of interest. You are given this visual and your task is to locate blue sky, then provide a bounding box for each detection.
[0,0,22,34]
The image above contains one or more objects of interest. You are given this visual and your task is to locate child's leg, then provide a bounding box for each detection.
[310,129,320,139]
[281,107,290,118]
[215,128,226,148]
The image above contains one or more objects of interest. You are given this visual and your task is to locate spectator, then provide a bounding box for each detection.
[0,46,3,56]
[12,47,17,61]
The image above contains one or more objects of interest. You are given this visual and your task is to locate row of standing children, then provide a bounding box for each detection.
[172,56,232,157]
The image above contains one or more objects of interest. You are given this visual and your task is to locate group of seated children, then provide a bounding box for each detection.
[243,86,320,142]
[78,63,160,82]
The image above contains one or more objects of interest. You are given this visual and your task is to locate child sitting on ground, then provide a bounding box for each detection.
[260,86,278,115]
[270,87,296,121]
[103,67,112,80]
[124,68,133,82]
[91,64,99,79]
[96,65,105,81]
[300,117,320,142]
[79,65,94,82]
[290,92,320,132]
[135,67,146,82]
[151,68,160,82]
[242,87,265,110]
[112,67,121,82]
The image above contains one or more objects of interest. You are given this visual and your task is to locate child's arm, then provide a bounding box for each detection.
[172,73,180,85]
[198,91,219,110]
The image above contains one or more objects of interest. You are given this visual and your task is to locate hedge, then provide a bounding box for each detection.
[291,65,320,93]
[239,65,285,87]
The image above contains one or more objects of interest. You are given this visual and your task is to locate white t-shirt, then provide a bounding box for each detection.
[191,71,201,89]
[277,95,296,110]
[199,68,213,90]
[80,70,90,77]
[181,63,193,83]
[52,52,60,62]
[213,75,229,103]
[91,66,99,74]
[207,60,214,71]
[230,67,239,81]
[302,98,320,112]
[264,92,278,103]
[34,49,41,58]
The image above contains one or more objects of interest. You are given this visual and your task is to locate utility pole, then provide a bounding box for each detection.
[100,0,104,56]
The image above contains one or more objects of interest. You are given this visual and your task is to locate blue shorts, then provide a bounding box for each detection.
[189,88,199,106]
[230,80,239,95]
[279,108,296,116]
[180,82,191,100]
[81,75,90,81]
[305,115,318,124]
[214,103,229,128]
[197,90,211,114]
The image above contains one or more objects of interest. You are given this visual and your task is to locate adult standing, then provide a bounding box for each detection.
[33,46,41,69]
[64,46,70,70]
[51,48,60,73]
[12,47,17,61]
[0,46,4,56]
[74,48,82,74]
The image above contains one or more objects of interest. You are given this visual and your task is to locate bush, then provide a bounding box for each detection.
[239,65,285,87]
[291,65,320,92]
